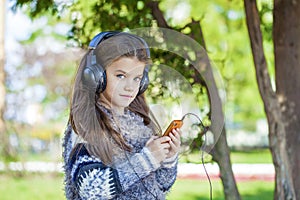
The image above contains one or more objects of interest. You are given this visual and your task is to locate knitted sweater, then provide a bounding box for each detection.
[62,108,178,200]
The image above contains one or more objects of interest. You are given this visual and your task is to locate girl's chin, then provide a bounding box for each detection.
[111,102,133,111]
[118,98,134,105]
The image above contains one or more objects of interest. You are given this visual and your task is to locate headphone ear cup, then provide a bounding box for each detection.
[138,66,150,95]
[93,63,106,94]
[82,55,106,94]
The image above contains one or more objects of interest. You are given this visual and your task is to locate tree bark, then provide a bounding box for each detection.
[211,128,240,200]
[273,1,300,199]
[146,1,170,29]
[148,1,241,199]
[0,0,13,160]
[0,0,7,156]
[244,0,298,199]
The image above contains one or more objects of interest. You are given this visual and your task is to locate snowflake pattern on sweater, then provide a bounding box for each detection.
[63,107,178,200]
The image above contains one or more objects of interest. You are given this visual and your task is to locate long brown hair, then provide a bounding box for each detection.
[69,33,160,165]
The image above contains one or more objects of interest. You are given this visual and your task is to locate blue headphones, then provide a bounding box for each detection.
[82,31,150,95]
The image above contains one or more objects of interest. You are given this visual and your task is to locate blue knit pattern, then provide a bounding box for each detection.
[62,108,178,200]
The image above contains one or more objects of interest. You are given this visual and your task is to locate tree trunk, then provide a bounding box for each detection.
[191,21,241,200]
[244,0,298,199]
[273,1,300,199]
[0,0,12,160]
[147,1,241,199]
[211,128,240,199]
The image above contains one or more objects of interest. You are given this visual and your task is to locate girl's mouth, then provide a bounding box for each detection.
[120,94,133,98]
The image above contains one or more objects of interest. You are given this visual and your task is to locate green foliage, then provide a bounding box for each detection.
[12,0,58,18]
[61,0,155,46]
[11,0,275,151]
[257,0,273,41]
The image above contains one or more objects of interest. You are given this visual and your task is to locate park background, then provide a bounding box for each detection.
[1,0,299,199]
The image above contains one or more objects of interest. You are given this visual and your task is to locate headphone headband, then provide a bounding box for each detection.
[89,31,121,49]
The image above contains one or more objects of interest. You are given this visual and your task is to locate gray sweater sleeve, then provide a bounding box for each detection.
[156,154,178,191]
[116,147,161,191]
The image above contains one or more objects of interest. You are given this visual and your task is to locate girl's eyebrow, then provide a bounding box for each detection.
[115,69,143,77]
[115,69,127,74]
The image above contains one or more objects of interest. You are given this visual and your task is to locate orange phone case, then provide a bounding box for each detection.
[162,120,183,136]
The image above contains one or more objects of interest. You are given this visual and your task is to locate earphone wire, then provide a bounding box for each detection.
[201,126,213,200]
[113,114,158,200]
[123,148,159,200]
[181,113,212,200]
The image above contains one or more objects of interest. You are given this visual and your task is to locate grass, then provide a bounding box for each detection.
[0,173,65,200]
[230,149,273,164]
[179,148,272,164]
[167,179,224,200]
[0,173,274,200]
[168,179,274,200]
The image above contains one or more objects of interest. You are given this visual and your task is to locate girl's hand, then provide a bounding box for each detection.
[166,128,181,158]
[145,136,171,163]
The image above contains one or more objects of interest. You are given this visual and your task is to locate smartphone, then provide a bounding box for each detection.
[162,120,183,137]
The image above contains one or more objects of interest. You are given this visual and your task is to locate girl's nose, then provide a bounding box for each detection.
[124,79,135,91]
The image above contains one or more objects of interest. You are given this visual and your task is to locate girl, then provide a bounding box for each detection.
[62,31,182,200]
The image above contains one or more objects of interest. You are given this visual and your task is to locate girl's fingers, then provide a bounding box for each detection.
[173,128,182,136]
[145,135,157,146]
[169,137,180,148]
[170,130,181,144]
[164,148,169,154]
[169,140,177,150]
[161,142,171,149]
[171,129,180,138]
[159,136,171,143]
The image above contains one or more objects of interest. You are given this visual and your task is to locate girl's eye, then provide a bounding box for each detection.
[116,74,125,79]
[134,77,142,82]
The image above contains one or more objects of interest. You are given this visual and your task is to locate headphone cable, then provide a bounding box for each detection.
[181,113,212,200]
[123,148,159,200]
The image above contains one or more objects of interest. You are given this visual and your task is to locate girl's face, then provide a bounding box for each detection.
[99,57,146,114]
